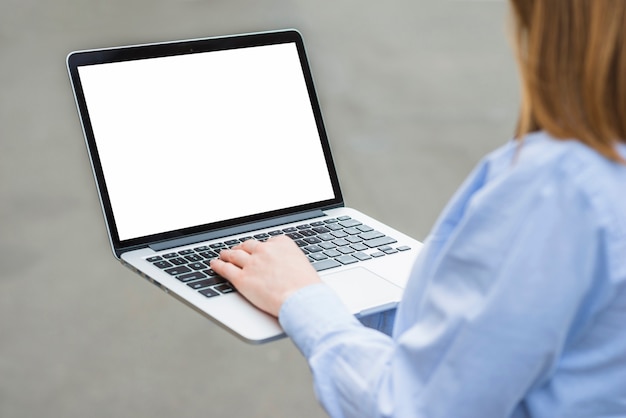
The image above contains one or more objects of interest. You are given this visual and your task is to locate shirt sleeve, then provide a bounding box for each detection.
[279,283,399,417]
[279,162,603,417]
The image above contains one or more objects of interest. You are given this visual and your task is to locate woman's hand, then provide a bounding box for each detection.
[210,235,321,317]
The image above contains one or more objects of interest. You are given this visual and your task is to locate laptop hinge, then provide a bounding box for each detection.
[148,210,327,252]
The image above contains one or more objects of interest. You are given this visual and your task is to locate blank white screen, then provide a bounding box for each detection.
[78,43,335,241]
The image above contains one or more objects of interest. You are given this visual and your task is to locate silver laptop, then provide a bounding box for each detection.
[67,29,422,343]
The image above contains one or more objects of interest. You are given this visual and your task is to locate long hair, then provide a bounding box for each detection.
[509,0,626,163]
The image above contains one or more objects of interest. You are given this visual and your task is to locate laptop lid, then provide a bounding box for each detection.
[67,29,344,257]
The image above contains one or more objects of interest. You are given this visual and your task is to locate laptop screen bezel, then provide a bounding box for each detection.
[67,29,344,255]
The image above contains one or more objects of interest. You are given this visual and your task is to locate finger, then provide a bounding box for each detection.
[269,234,296,246]
[238,239,262,254]
[218,248,251,268]
[210,258,243,283]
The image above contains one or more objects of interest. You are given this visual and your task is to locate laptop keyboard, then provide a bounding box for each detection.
[146,216,411,298]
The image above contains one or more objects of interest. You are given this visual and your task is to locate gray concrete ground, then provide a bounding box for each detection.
[0,0,518,417]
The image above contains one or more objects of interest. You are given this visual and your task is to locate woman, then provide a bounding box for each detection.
[211,1,626,416]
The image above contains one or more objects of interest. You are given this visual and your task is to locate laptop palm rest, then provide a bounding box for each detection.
[322,267,402,315]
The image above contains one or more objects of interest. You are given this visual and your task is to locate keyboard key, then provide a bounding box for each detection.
[353,252,372,261]
[339,219,362,228]
[215,284,235,294]
[364,236,397,248]
[177,272,206,282]
[198,250,219,259]
[319,242,336,250]
[309,253,328,261]
[178,249,194,255]
[312,259,342,271]
[398,245,412,251]
[199,288,220,298]
[333,238,350,247]
[350,243,369,252]
[337,246,355,254]
[184,254,203,263]
[165,266,192,276]
[330,230,348,238]
[147,256,163,262]
[202,269,219,277]
[152,260,173,269]
[346,236,364,244]
[323,249,342,258]
[187,280,212,290]
[359,230,385,240]
[188,262,206,270]
[336,255,358,265]
[188,277,226,288]
[305,245,323,253]
[169,257,187,266]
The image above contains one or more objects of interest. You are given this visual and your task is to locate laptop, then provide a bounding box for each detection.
[67,29,422,344]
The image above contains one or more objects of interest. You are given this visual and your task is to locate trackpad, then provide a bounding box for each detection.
[322,267,402,314]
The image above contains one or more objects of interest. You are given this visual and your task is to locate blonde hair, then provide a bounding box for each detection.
[510,0,626,163]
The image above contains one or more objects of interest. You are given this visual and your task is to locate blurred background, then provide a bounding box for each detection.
[0,0,518,416]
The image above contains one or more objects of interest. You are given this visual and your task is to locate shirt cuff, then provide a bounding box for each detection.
[278,283,362,358]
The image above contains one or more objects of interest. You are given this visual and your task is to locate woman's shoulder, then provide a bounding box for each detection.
[483,131,626,203]
[481,131,626,283]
